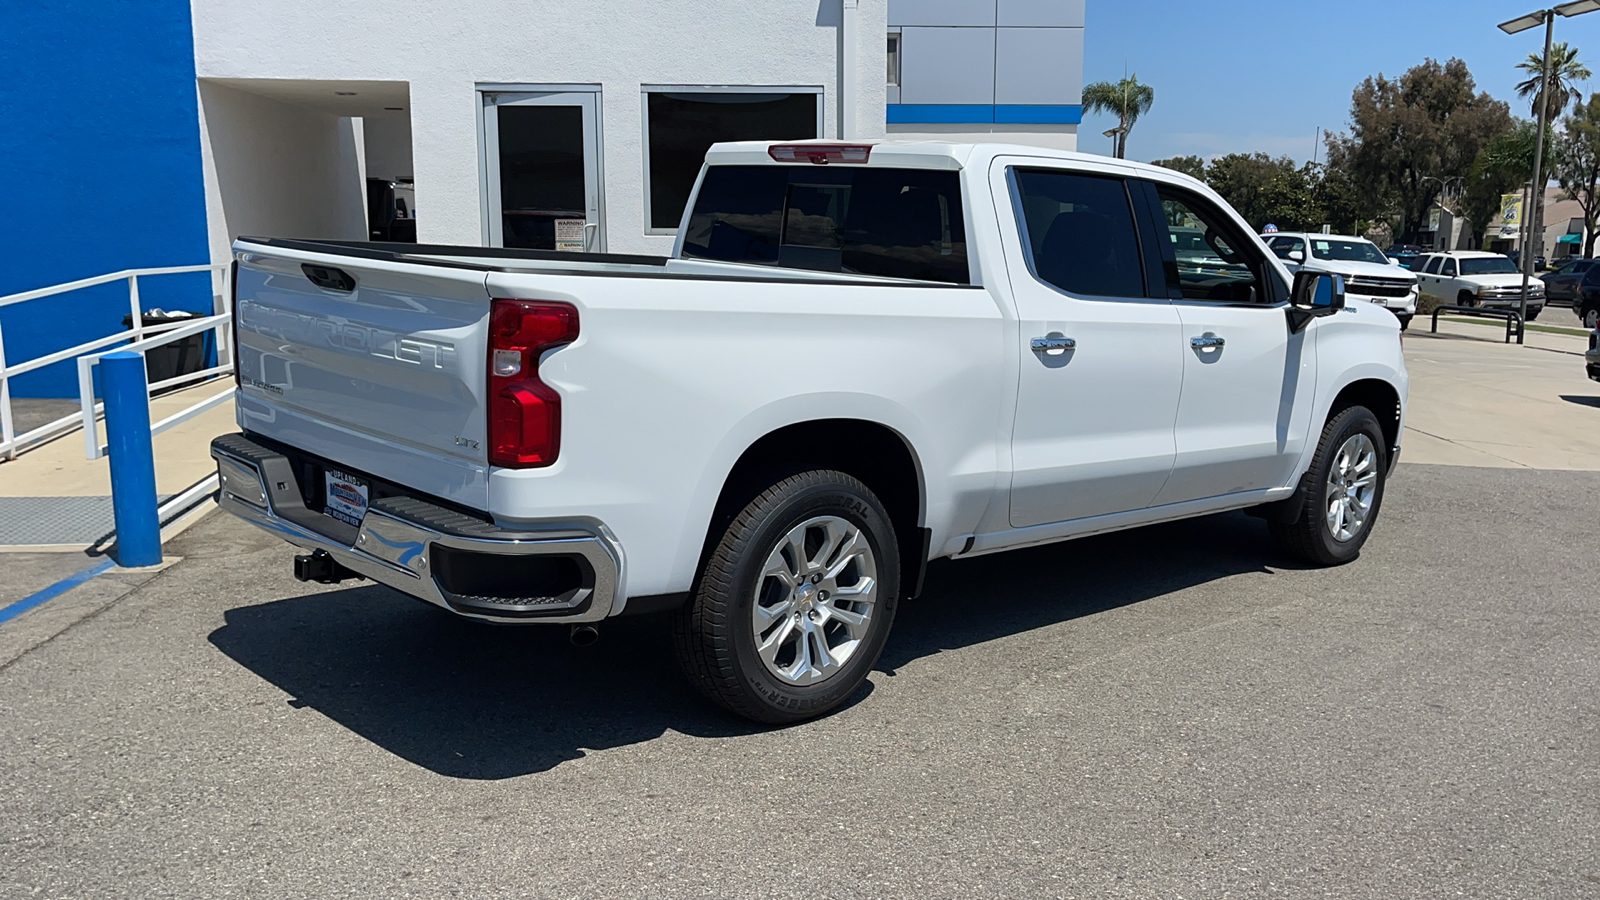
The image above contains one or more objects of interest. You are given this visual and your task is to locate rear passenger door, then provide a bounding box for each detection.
[1142,180,1316,506]
[995,160,1184,527]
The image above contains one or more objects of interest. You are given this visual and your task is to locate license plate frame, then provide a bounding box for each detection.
[323,467,370,527]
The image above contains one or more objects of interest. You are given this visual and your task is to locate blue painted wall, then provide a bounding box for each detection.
[0,0,212,398]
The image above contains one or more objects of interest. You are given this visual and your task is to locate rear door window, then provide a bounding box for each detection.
[1009,169,1146,299]
[681,165,970,284]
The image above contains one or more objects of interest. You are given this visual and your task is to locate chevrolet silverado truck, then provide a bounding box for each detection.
[1264,232,1418,330]
[213,141,1408,723]
[1415,250,1545,320]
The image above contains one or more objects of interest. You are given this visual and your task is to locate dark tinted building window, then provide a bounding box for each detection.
[681,165,970,284]
[1011,170,1145,298]
[645,92,818,230]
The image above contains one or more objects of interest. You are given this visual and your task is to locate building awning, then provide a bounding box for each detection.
[1559,233,1583,244]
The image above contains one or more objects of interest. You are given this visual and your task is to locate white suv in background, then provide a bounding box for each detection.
[1414,251,1545,320]
[1265,233,1419,330]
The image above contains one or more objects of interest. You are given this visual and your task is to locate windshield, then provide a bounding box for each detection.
[1310,239,1388,264]
[1459,257,1520,276]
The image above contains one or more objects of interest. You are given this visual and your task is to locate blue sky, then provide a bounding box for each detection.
[1080,0,1600,164]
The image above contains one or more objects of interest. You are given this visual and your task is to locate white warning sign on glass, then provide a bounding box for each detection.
[555,218,587,252]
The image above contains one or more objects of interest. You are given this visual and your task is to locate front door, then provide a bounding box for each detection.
[996,161,1184,528]
[1146,182,1316,506]
[481,90,602,252]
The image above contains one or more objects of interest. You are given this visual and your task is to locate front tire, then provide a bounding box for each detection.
[1270,406,1389,566]
[674,470,900,724]
[1525,306,1542,321]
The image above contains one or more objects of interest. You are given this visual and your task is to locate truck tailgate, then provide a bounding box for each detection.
[233,244,493,509]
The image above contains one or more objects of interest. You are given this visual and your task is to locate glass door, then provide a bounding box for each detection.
[481,90,602,251]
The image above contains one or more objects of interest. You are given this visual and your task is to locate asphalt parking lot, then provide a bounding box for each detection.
[3,335,1599,898]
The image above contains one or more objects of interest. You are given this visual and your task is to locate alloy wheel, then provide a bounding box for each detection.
[750,516,878,686]
[1324,433,1379,543]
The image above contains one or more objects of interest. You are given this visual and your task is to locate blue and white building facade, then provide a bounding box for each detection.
[1,0,1083,397]
[888,0,1084,149]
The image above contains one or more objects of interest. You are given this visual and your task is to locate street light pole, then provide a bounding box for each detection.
[1523,14,1554,324]
[1500,0,1600,323]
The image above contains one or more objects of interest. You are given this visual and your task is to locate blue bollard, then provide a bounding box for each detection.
[101,351,161,567]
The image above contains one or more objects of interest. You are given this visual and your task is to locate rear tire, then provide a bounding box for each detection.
[1270,406,1388,567]
[1584,306,1600,329]
[673,469,900,724]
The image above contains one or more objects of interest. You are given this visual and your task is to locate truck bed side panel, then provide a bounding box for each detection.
[481,271,1010,600]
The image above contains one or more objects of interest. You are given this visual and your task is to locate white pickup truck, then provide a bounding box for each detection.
[213,141,1408,723]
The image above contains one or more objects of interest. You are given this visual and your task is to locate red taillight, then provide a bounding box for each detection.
[767,143,873,165]
[487,300,578,468]
[229,259,241,387]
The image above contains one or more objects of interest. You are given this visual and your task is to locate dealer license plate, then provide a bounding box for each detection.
[324,468,370,527]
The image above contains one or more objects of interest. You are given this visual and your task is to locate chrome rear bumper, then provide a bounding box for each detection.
[210,433,622,624]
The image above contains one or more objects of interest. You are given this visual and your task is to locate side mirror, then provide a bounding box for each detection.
[1287,271,1345,333]
[1286,249,1305,263]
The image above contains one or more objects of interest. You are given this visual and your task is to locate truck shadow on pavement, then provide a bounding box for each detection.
[208,511,1282,780]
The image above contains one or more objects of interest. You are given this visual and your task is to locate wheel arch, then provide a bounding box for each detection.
[702,418,929,600]
[1328,377,1403,463]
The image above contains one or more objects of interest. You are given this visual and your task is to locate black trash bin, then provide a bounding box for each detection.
[122,310,207,387]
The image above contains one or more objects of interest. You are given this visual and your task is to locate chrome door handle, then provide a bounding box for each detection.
[1190,335,1226,350]
[1030,336,1076,355]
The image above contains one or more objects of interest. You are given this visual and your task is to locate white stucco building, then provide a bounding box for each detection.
[192,0,1084,259]
[2,1,1086,397]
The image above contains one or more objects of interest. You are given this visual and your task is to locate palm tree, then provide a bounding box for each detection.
[1082,75,1155,159]
[1515,41,1591,122]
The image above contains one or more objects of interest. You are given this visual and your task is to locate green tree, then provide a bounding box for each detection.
[1515,41,1591,122]
[1082,75,1155,159]
[1151,155,1205,179]
[1555,93,1600,257]
[1204,153,1321,231]
[1461,121,1554,249]
[1325,58,1513,241]
[1312,161,1365,235]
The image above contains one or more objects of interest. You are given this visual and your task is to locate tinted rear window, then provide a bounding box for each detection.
[681,165,970,284]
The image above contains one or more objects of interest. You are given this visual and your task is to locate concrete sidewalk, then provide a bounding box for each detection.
[0,379,237,549]
[1402,323,1600,470]
[1423,313,1592,356]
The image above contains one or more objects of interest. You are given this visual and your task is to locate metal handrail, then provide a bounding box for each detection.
[1430,305,1525,345]
[75,312,236,459]
[0,264,229,459]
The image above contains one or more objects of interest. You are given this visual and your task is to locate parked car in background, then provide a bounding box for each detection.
[211,140,1408,724]
[1575,269,1600,328]
[1540,256,1594,306]
[1415,251,1545,320]
[1386,244,1424,270]
[1266,232,1418,329]
[1587,326,1599,382]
